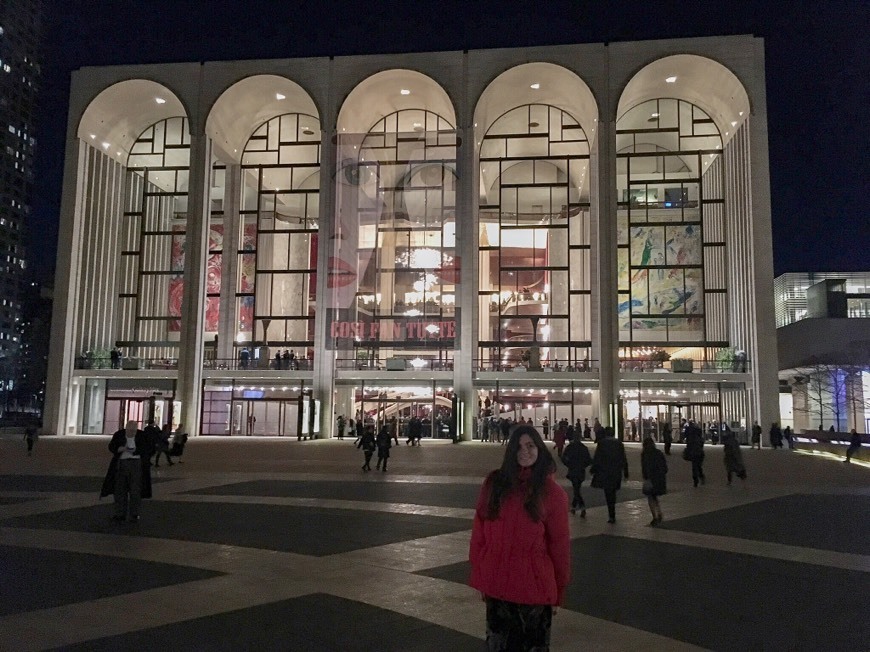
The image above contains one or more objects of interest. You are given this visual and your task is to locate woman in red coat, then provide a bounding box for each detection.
[469,425,571,651]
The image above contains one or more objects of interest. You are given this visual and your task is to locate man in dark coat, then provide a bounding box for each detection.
[751,421,762,449]
[683,421,706,487]
[591,427,629,523]
[561,430,592,517]
[142,419,161,465]
[100,420,154,522]
[375,424,393,471]
[662,421,673,455]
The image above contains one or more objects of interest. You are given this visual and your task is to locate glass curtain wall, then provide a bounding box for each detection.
[616,99,726,368]
[118,117,191,363]
[478,104,591,371]
[329,110,458,371]
[237,114,321,365]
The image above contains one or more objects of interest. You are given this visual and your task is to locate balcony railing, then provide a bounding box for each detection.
[474,359,599,372]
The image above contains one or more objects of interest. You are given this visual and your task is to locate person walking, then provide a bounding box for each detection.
[153,423,174,467]
[683,421,706,487]
[845,428,862,463]
[541,417,550,440]
[561,429,591,517]
[769,422,783,449]
[591,426,629,523]
[23,425,38,456]
[357,424,376,471]
[640,437,667,526]
[783,426,794,450]
[751,421,762,449]
[100,420,153,522]
[143,419,161,466]
[722,430,747,484]
[336,414,346,440]
[469,425,570,651]
[553,422,568,457]
[375,424,393,472]
[662,421,673,455]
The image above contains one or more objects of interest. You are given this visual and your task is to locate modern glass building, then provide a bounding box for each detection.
[44,36,779,439]
[0,0,42,407]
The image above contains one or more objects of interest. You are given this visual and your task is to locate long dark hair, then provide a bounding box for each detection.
[486,425,555,522]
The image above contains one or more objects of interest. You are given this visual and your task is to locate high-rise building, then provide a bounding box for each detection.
[0,0,42,410]
[45,35,780,440]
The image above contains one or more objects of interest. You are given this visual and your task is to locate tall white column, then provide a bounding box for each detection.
[218,163,241,361]
[456,116,477,441]
[594,119,618,426]
[313,127,337,437]
[176,133,212,435]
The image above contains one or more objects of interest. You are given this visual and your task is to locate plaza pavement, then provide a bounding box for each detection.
[0,434,868,651]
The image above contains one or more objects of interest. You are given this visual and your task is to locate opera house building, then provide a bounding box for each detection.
[44,35,778,440]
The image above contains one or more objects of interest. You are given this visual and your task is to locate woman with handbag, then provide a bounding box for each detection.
[641,437,667,526]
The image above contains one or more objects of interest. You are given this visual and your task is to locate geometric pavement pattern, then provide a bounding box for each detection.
[1,435,868,651]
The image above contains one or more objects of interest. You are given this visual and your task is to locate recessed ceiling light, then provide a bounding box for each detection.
[739,111,744,116]
[116,151,121,156]
[155,97,166,104]
[651,112,660,118]
[731,121,737,127]
[530,83,540,90]
[276,93,285,100]
[400,89,411,95]
[665,76,677,83]
[412,122,421,128]
[102,142,110,149]
[89,134,95,139]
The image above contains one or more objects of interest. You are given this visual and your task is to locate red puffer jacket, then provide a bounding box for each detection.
[469,468,570,606]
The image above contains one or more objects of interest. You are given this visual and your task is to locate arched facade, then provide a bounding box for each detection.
[45,37,778,444]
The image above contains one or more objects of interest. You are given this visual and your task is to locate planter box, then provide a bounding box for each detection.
[386,357,406,371]
[671,359,694,373]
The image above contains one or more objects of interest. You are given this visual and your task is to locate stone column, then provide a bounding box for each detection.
[312,126,337,437]
[455,114,476,440]
[594,119,618,426]
[176,133,212,436]
[218,163,241,362]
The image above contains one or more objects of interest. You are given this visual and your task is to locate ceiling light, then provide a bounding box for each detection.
[102,142,110,149]
[665,76,677,83]
[400,89,411,95]
[530,83,540,90]
[89,134,95,139]
[651,112,660,118]
[276,93,285,100]
[155,97,166,104]
[739,111,744,116]
[731,121,737,127]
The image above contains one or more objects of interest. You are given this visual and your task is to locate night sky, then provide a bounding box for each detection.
[30,0,869,285]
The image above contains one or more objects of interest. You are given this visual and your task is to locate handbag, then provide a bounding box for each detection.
[642,479,654,495]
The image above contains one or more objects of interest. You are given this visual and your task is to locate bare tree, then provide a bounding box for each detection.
[794,357,868,431]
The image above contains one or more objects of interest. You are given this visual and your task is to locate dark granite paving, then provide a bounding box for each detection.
[185,479,482,508]
[660,494,870,555]
[185,479,644,510]
[0,474,171,493]
[0,544,222,617]
[57,593,483,652]
[0,501,472,555]
[418,535,870,651]
[0,496,36,505]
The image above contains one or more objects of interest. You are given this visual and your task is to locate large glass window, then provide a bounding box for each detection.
[238,113,321,359]
[478,105,590,371]
[330,110,457,371]
[118,117,191,361]
[616,99,725,362]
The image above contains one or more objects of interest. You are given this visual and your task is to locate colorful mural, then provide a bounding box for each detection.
[168,223,257,332]
[618,223,703,336]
